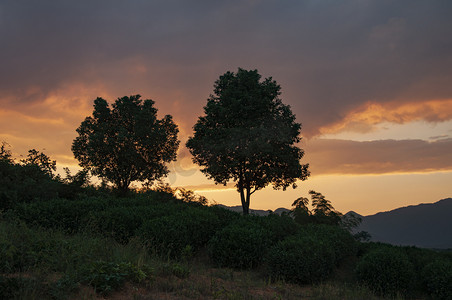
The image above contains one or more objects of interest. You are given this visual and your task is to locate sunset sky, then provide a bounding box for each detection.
[1,1,451,215]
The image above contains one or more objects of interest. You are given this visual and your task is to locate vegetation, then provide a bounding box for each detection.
[72,95,179,193]
[2,149,450,299]
[1,76,451,298]
[186,68,309,215]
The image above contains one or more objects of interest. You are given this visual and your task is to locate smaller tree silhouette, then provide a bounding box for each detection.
[0,141,13,163]
[310,190,342,225]
[21,149,56,177]
[291,190,342,226]
[291,196,311,224]
[72,95,179,193]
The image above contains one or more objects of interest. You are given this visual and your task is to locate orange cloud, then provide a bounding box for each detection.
[319,99,452,135]
[304,138,452,175]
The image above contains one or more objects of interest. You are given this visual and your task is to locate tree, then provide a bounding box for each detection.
[309,190,342,225]
[187,68,309,214]
[291,196,311,225]
[0,141,13,163]
[21,148,56,176]
[72,95,179,192]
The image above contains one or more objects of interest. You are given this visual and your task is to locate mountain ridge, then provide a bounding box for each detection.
[355,198,452,249]
[218,198,452,249]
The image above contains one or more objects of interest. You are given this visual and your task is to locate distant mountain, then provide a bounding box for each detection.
[216,205,290,216]
[354,198,452,249]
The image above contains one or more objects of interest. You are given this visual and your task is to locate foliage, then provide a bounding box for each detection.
[422,259,452,300]
[265,233,336,284]
[299,224,358,264]
[72,95,179,192]
[186,68,309,214]
[208,217,269,269]
[257,213,300,243]
[309,190,342,225]
[20,148,56,177]
[176,187,208,205]
[291,196,311,225]
[355,247,416,297]
[78,260,150,294]
[0,160,59,210]
[0,141,13,163]
[139,207,221,258]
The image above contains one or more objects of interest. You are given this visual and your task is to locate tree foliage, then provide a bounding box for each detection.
[21,149,56,177]
[72,95,179,192]
[187,68,309,214]
[0,141,13,163]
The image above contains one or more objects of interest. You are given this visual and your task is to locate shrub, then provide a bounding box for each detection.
[355,247,416,297]
[208,205,241,227]
[265,234,335,284]
[12,197,109,233]
[422,259,452,300]
[258,213,300,243]
[91,206,145,243]
[139,207,220,258]
[79,260,151,294]
[208,217,269,269]
[299,224,357,264]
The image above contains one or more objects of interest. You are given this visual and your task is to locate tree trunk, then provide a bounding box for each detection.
[239,184,251,215]
[240,187,249,215]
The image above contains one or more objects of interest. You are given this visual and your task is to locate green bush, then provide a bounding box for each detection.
[299,224,357,264]
[422,259,452,300]
[0,162,59,209]
[355,247,416,297]
[258,213,300,243]
[208,205,241,227]
[139,207,220,258]
[91,206,145,244]
[208,217,269,269]
[79,260,150,294]
[265,234,335,284]
[12,197,109,233]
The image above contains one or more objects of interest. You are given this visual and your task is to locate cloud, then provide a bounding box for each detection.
[1,0,452,170]
[304,138,452,175]
[319,99,452,135]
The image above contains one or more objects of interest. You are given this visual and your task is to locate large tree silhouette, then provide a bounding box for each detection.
[72,95,179,192]
[187,68,309,214]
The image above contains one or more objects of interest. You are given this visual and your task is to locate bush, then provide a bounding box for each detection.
[422,259,452,300]
[355,247,416,297]
[0,162,59,209]
[139,207,220,258]
[91,206,145,244]
[299,224,357,264]
[208,217,269,269]
[258,213,300,243]
[78,260,150,295]
[265,234,335,284]
[11,197,111,233]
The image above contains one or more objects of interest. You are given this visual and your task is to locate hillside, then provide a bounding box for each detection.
[355,198,452,249]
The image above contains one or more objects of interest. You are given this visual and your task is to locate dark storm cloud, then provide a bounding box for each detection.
[1,0,452,136]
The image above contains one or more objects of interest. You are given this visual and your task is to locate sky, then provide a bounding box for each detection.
[1,1,452,215]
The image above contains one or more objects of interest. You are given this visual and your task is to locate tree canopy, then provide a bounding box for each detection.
[186,68,309,214]
[21,148,57,177]
[72,95,179,192]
